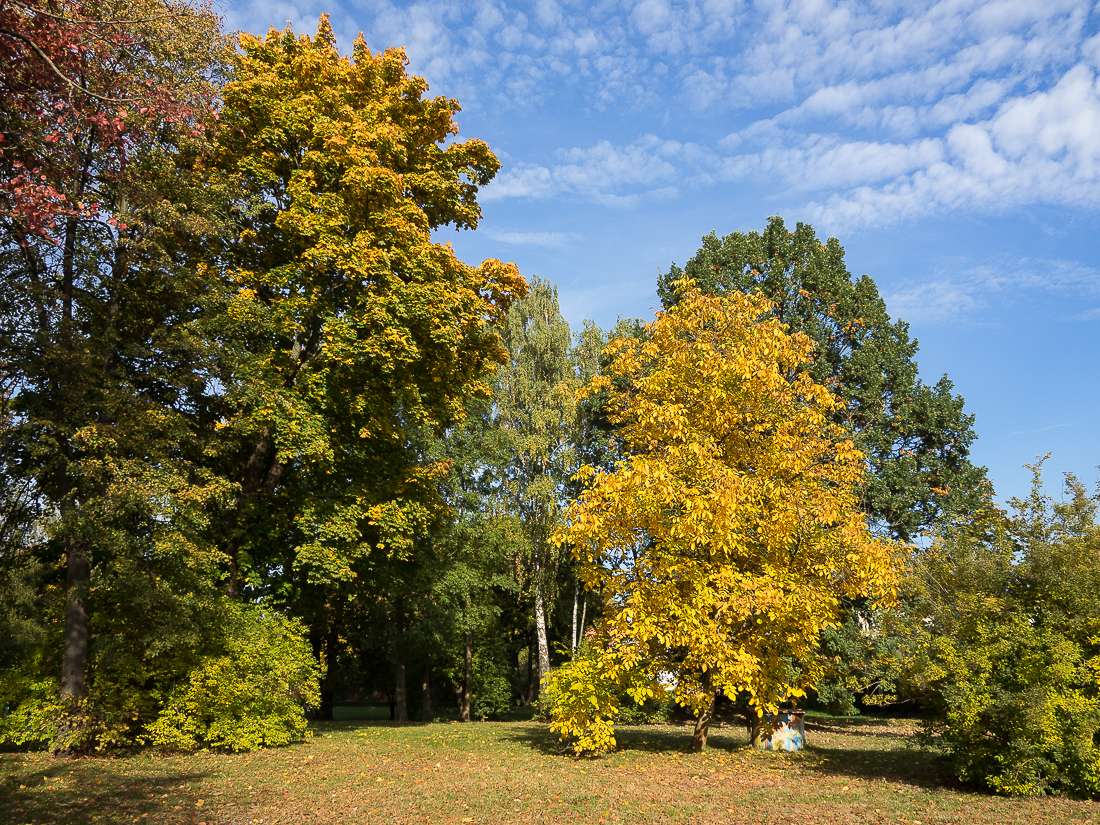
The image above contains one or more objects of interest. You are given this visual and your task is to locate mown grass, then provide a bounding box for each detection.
[2,713,1098,824]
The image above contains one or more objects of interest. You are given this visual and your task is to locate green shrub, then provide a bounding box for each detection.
[0,674,61,748]
[471,652,513,720]
[910,468,1100,797]
[148,604,319,751]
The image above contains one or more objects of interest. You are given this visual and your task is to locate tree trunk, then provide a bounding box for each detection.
[579,593,586,646]
[690,672,716,752]
[59,532,90,704]
[525,638,534,705]
[534,584,551,697]
[394,650,407,722]
[319,688,334,722]
[459,629,472,722]
[748,715,766,749]
[394,597,407,723]
[690,693,716,752]
[316,611,336,721]
[571,578,579,653]
[421,662,432,723]
[222,432,275,597]
[56,207,86,752]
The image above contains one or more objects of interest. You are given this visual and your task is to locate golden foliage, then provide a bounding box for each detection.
[549,283,905,751]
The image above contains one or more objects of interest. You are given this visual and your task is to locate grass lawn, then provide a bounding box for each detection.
[2,713,1098,824]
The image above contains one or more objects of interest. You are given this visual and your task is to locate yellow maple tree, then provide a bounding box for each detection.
[547,283,905,752]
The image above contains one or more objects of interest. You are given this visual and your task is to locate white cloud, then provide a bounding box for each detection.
[225,0,1099,230]
[799,63,1100,230]
[883,256,1100,325]
[483,135,688,203]
[884,280,984,325]
[226,0,1089,119]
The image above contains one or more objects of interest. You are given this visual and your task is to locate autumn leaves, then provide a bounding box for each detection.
[547,285,905,754]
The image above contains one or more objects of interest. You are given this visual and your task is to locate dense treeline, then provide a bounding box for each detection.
[3,0,1095,801]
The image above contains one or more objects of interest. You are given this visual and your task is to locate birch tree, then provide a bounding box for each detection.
[494,276,576,694]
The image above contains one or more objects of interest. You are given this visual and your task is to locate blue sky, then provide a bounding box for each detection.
[224,0,1100,507]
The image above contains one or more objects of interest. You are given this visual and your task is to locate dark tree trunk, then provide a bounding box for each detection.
[59,532,89,703]
[690,673,716,752]
[316,608,339,721]
[319,689,334,722]
[748,712,767,748]
[222,432,277,597]
[394,650,407,723]
[690,696,716,751]
[421,662,432,723]
[525,638,534,705]
[515,648,528,706]
[458,629,472,722]
[56,209,86,751]
[394,597,408,722]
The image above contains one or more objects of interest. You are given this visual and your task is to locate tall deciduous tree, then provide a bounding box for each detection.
[658,216,988,543]
[546,284,903,753]
[211,18,525,696]
[0,0,231,749]
[493,276,576,694]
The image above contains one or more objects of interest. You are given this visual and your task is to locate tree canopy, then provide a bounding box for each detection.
[658,217,989,543]
[546,283,904,753]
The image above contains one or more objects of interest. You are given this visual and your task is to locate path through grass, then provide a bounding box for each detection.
[3,715,1098,824]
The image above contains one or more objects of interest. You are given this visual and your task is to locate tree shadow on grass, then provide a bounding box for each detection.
[496,720,752,757]
[495,716,960,794]
[309,719,437,735]
[804,716,920,740]
[799,744,952,791]
[0,757,215,825]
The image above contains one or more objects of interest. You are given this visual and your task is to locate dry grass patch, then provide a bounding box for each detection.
[3,714,1099,824]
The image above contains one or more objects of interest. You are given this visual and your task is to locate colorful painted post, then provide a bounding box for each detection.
[753,710,806,751]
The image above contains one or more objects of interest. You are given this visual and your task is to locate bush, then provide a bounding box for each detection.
[543,640,670,753]
[910,467,1100,797]
[471,652,512,720]
[147,604,319,751]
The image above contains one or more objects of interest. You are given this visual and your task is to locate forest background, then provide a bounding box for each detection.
[3,0,1100,804]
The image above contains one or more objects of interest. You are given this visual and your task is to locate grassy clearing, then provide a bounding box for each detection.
[2,714,1098,824]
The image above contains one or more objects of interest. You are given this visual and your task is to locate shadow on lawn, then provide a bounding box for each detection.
[498,715,955,791]
[801,744,950,790]
[0,758,214,825]
[804,717,919,740]
[498,720,753,757]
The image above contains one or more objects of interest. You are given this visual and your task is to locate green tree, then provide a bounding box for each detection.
[0,0,235,750]
[658,216,987,543]
[492,276,577,694]
[430,398,523,720]
[905,460,1100,797]
[210,19,526,726]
